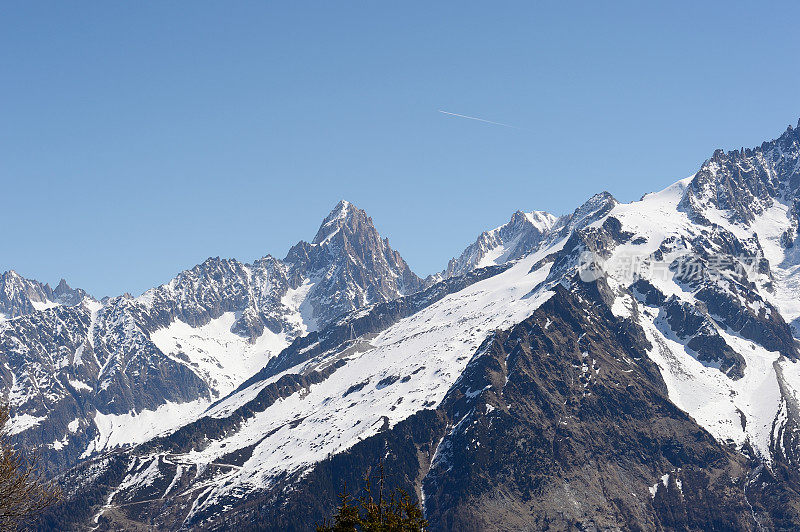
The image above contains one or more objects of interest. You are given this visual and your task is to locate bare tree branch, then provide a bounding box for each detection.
[0,404,60,531]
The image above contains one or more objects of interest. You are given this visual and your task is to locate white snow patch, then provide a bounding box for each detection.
[117,458,162,494]
[51,434,69,450]
[281,278,318,334]
[639,304,781,461]
[69,379,92,392]
[31,300,60,311]
[82,400,211,458]
[150,312,289,397]
[7,413,47,435]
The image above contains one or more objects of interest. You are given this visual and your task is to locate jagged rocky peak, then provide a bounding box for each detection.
[437,192,620,283]
[54,278,71,295]
[680,119,800,224]
[51,278,88,306]
[1,270,49,314]
[0,270,87,318]
[130,254,297,342]
[308,200,409,265]
[285,200,423,328]
[311,199,356,244]
[138,255,253,328]
[441,209,559,280]
[310,200,419,281]
[509,209,558,233]
[552,191,618,234]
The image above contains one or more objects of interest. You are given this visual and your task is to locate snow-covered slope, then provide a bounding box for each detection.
[181,249,557,516]
[596,178,788,460]
[76,243,561,527]
[438,210,558,280]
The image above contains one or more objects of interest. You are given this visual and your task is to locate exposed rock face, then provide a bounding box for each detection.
[439,210,558,280]
[680,120,800,225]
[137,255,290,340]
[661,295,746,379]
[422,281,761,530]
[0,270,87,319]
[52,279,88,306]
[0,270,51,318]
[284,200,423,328]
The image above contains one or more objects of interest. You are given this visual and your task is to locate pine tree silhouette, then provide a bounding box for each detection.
[317,461,427,531]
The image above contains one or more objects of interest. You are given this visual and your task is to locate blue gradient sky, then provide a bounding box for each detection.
[2,2,799,297]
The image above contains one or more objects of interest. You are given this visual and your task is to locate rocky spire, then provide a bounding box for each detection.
[285,200,423,327]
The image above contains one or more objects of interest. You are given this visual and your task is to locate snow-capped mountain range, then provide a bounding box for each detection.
[0,200,421,473]
[6,119,800,530]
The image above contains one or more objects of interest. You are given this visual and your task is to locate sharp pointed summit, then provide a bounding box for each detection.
[287,200,423,327]
[311,199,362,245]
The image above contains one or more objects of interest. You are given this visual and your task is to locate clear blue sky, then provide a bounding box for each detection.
[2,2,799,297]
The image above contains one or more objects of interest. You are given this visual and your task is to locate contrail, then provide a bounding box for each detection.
[438,110,520,129]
